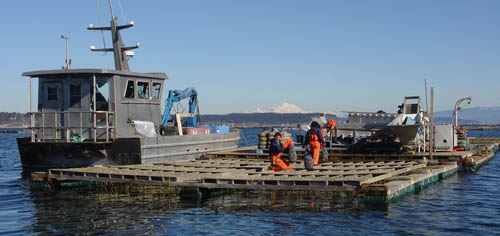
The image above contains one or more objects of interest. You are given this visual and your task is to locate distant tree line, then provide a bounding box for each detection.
[0,111,479,126]
[0,112,29,124]
[200,113,337,126]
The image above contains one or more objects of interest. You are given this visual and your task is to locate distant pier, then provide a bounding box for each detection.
[0,128,28,133]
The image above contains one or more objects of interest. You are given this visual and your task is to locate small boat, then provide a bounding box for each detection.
[17,3,240,171]
[388,96,428,149]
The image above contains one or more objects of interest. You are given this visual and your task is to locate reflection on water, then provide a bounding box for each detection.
[1,129,500,235]
[27,184,366,235]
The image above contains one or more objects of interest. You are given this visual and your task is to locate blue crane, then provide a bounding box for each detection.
[161,87,199,128]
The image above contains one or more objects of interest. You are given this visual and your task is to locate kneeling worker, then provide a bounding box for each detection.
[269,132,295,171]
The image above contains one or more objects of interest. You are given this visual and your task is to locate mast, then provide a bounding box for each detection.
[87,0,138,71]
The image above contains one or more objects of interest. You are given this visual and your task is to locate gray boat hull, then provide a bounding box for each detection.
[17,131,240,172]
[140,132,240,164]
[388,124,421,145]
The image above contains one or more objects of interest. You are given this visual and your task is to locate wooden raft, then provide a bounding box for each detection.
[44,159,427,191]
[364,162,458,203]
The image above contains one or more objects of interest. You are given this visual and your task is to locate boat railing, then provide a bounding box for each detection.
[28,111,115,143]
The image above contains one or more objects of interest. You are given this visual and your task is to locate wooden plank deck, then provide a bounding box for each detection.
[463,150,497,172]
[45,159,427,191]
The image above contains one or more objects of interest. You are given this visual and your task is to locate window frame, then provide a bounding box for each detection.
[136,80,151,100]
[44,82,62,104]
[124,80,135,99]
[47,85,59,101]
[152,82,162,101]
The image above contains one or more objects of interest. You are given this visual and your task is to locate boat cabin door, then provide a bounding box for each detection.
[41,81,64,140]
[65,79,92,140]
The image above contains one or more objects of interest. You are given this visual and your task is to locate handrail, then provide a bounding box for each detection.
[29,111,115,143]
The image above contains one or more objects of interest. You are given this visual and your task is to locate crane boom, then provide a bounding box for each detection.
[161,87,199,127]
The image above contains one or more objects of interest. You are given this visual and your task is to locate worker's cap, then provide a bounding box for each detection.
[274,132,281,137]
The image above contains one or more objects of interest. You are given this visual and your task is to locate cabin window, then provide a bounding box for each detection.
[125,80,135,98]
[152,83,161,101]
[95,78,109,111]
[47,86,58,101]
[69,84,81,107]
[137,81,150,99]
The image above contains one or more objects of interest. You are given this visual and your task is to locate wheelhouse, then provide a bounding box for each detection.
[23,69,167,143]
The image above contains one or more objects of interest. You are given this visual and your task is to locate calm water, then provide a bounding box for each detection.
[1,129,500,235]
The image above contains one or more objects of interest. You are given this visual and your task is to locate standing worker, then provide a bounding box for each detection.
[326,120,336,133]
[269,132,295,171]
[326,119,336,143]
[304,121,325,166]
[319,123,329,162]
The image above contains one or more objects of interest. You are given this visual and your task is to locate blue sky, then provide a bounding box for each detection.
[1,0,499,115]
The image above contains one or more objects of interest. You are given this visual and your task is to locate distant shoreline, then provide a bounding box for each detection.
[0,123,29,129]
[462,125,500,130]
[0,119,498,133]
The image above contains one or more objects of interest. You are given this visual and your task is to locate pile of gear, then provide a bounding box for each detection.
[348,133,402,154]
[258,130,292,149]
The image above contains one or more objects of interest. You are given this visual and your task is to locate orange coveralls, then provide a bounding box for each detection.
[269,140,293,171]
[305,128,324,165]
[326,120,336,131]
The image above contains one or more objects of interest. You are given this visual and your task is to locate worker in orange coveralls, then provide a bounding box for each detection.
[269,132,294,171]
[304,121,325,165]
[326,120,336,133]
[325,119,336,143]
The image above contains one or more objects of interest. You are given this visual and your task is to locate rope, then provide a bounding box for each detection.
[117,0,127,24]
[95,0,107,55]
[173,101,187,114]
[240,130,249,147]
[196,97,201,125]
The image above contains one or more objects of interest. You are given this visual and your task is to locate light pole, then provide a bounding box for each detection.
[453,96,472,127]
[61,35,71,69]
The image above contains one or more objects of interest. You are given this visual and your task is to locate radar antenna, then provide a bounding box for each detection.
[87,0,139,71]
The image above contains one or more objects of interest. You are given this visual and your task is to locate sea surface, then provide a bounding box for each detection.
[1,128,500,235]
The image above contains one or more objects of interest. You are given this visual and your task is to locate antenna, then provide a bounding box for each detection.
[424,79,428,114]
[424,79,429,153]
[108,0,115,20]
[430,87,434,160]
[61,35,71,69]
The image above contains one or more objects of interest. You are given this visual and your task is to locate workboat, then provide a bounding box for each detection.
[387,96,429,151]
[17,4,240,171]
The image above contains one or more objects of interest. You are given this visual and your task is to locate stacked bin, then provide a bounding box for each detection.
[457,127,469,149]
[258,130,268,149]
[266,131,276,149]
[280,131,293,143]
[257,130,293,149]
